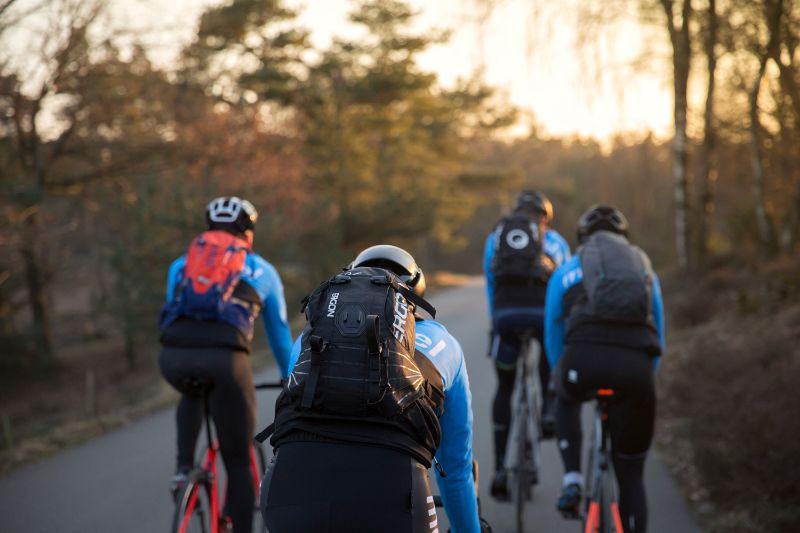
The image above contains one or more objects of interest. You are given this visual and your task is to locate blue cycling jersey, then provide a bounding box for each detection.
[285,319,480,533]
[543,254,666,371]
[482,227,572,315]
[166,252,294,377]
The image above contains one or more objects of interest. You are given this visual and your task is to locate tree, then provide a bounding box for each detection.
[0,1,168,364]
[696,0,717,262]
[659,0,694,268]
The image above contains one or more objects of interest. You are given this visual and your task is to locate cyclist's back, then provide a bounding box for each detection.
[261,245,481,533]
[544,205,665,533]
[158,197,293,533]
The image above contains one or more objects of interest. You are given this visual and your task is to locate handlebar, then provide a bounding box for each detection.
[255,382,283,390]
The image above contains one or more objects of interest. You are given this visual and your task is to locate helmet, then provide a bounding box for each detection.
[577,204,629,243]
[205,196,258,234]
[351,244,426,298]
[516,190,553,223]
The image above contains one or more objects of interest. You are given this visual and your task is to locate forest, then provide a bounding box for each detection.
[1,0,799,531]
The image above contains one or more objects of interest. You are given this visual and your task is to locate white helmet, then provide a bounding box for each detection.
[205,196,258,233]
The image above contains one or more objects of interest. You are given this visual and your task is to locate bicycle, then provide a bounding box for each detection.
[504,331,543,533]
[171,379,282,533]
[582,388,625,533]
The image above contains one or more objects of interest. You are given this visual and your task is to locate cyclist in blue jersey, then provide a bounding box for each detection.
[158,197,293,533]
[544,205,665,533]
[483,190,571,499]
[261,245,485,533]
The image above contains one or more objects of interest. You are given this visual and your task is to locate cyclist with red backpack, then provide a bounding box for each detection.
[483,190,571,499]
[158,197,293,533]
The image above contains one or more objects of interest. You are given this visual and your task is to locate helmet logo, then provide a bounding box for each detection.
[506,229,530,250]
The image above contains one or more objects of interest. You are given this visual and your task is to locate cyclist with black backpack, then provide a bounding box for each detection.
[158,197,293,533]
[483,190,571,499]
[260,245,484,533]
[544,205,665,533]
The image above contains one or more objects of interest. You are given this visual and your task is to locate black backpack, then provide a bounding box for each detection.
[490,213,555,285]
[287,266,438,417]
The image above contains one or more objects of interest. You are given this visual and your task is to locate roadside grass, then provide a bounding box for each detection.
[657,257,800,533]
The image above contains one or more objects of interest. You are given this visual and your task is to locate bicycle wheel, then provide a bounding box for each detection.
[528,341,542,487]
[171,469,214,533]
[514,398,528,533]
[600,462,624,533]
[251,441,269,533]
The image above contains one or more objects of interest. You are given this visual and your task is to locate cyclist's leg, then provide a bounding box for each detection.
[175,395,204,471]
[491,326,520,471]
[208,349,256,533]
[605,349,655,533]
[262,441,429,533]
[159,347,204,474]
[554,348,586,479]
[554,345,594,514]
[534,327,556,437]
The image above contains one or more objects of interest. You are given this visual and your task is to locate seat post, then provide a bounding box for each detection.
[203,389,213,450]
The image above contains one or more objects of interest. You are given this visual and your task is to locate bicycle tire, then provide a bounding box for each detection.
[514,398,528,533]
[171,469,214,533]
[252,441,269,533]
[528,340,542,488]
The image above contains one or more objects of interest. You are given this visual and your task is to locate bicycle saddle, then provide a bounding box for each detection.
[180,377,214,397]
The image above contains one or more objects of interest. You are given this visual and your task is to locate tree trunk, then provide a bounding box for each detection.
[697,0,717,262]
[749,56,775,252]
[20,210,54,364]
[662,0,693,269]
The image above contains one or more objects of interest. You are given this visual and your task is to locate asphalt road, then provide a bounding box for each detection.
[0,281,699,533]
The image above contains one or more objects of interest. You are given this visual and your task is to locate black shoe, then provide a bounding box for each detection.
[490,469,510,501]
[556,483,582,519]
[169,471,189,502]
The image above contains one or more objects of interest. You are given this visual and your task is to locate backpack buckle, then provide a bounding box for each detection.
[309,335,328,353]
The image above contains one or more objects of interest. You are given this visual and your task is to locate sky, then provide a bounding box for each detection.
[6,0,677,141]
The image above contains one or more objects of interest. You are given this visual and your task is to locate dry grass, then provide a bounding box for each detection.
[657,258,800,533]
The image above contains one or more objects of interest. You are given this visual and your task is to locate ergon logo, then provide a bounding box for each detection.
[327,292,340,318]
[392,293,408,343]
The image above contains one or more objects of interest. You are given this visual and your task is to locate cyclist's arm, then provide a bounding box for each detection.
[285,335,303,376]
[651,273,666,372]
[248,256,294,378]
[435,344,480,533]
[482,232,495,315]
[165,256,186,301]
[544,263,569,369]
[544,229,572,266]
[261,270,293,378]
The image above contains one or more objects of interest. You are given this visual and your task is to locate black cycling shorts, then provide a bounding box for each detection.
[556,342,655,455]
[261,440,438,533]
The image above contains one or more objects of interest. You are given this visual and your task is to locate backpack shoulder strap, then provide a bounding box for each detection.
[396,284,436,318]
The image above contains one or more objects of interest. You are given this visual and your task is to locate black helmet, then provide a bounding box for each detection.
[351,244,426,298]
[516,190,553,223]
[577,204,629,243]
[205,196,258,234]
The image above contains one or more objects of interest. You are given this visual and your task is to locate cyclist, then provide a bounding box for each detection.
[483,190,571,499]
[544,205,665,533]
[158,196,293,533]
[261,245,482,533]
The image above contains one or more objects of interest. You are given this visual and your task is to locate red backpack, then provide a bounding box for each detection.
[160,231,252,330]
[182,230,250,300]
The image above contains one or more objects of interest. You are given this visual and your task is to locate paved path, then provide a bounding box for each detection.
[0,281,699,532]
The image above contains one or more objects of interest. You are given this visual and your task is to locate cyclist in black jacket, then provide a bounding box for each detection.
[544,205,666,533]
